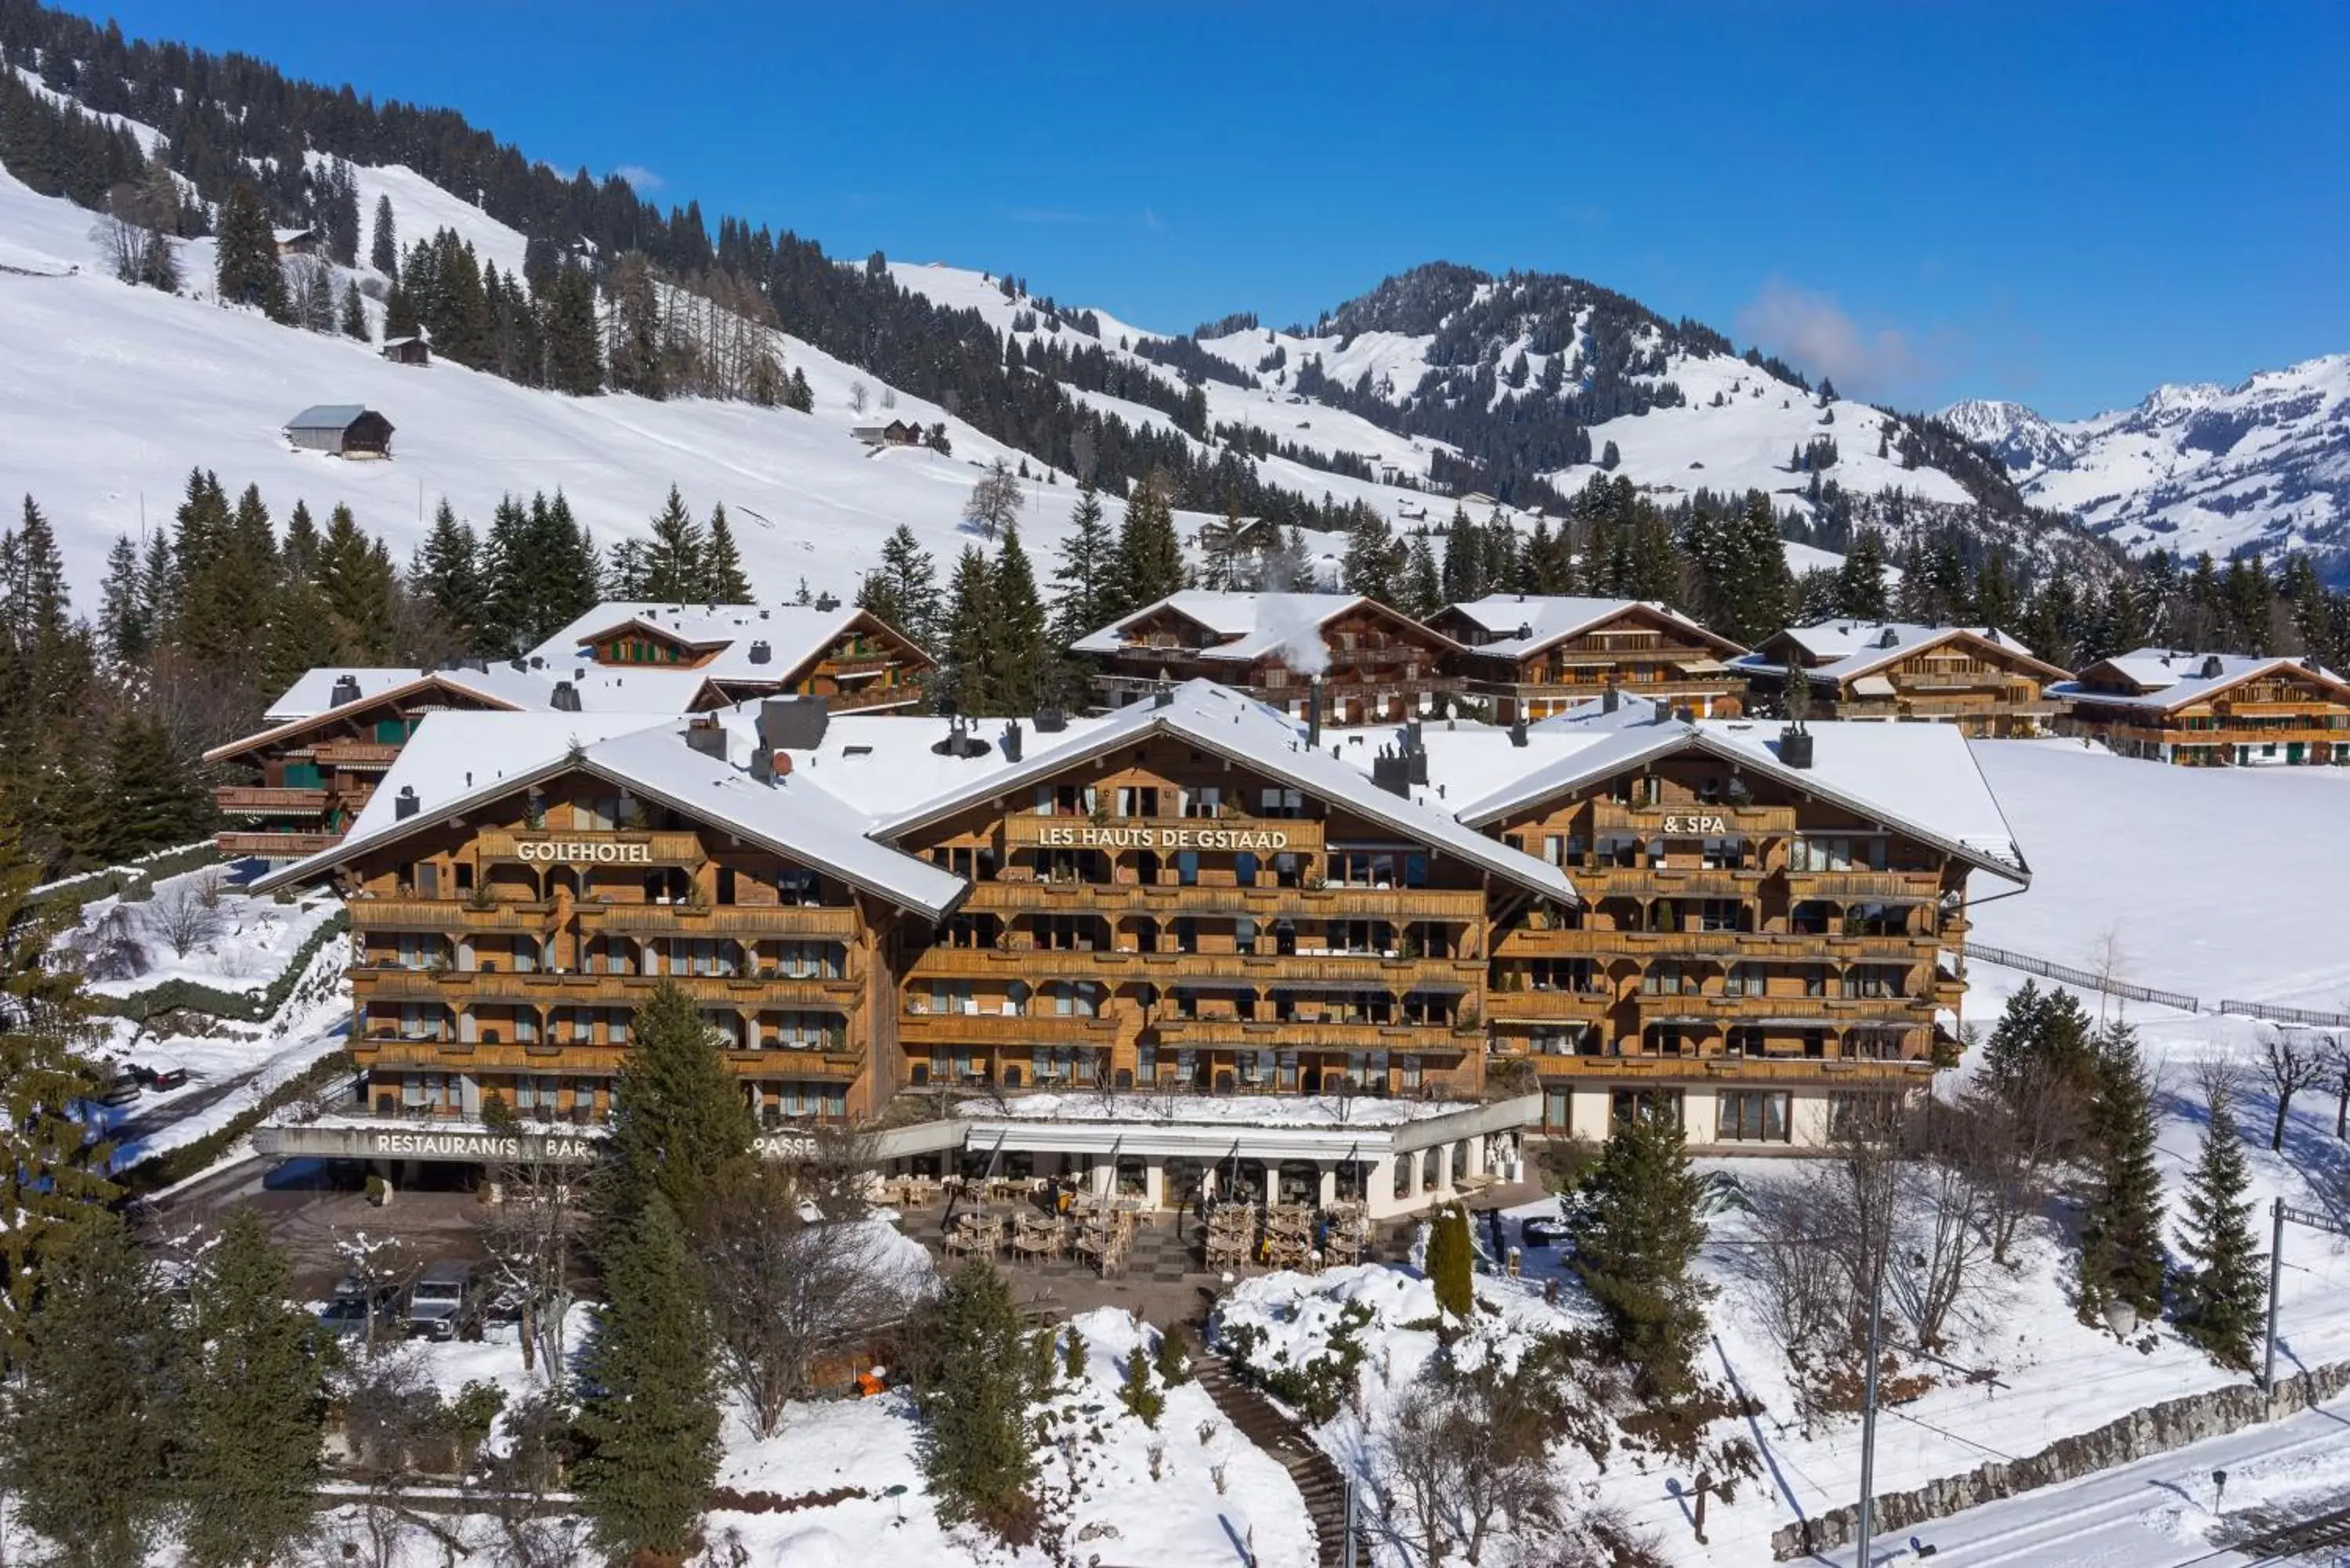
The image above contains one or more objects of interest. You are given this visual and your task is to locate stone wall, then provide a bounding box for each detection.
[1771,1358,2350,1559]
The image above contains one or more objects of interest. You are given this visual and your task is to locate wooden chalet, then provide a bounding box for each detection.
[2052,649,2350,765]
[380,336,430,367]
[546,602,931,713]
[284,404,394,458]
[1734,621,2069,737]
[1069,591,1462,723]
[1430,595,1749,722]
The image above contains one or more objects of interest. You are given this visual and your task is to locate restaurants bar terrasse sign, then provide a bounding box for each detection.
[319,1126,833,1162]
[1032,824,1292,851]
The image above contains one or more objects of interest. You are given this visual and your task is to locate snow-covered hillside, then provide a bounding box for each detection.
[1943,356,2350,577]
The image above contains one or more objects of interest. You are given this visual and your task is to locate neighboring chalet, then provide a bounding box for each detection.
[2052,649,2350,765]
[1070,591,1462,722]
[851,420,923,448]
[208,602,931,858]
[380,336,430,367]
[1424,696,2027,1145]
[273,226,319,258]
[1733,621,2070,737]
[1430,594,1749,721]
[284,404,394,458]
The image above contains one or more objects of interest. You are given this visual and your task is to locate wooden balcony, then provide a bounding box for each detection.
[215,785,330,815]
[1143,1017,1471,1053]
[354,966,859,1010]
[1570,867,1762,898]
[964,880,1482,922]
[1524,1052,1932,1086]
[1000,814,1326,856]
[217,829,342,858]
[476,829,705,865]
[349,898,555,932]
[904,945,1480,990]
[579,902,859,939]
[898,1011,1118,1046]
[309,740,402,768]
[360,1035,627,1072]
[1783,870,1940,902]
[821,654,901,680]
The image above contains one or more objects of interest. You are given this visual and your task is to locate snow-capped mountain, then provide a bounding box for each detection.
[1940,399,2081,474]
[1941,357,2350,578]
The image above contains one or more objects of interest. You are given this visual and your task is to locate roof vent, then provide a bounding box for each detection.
[1034,706,1067,733]
[1781,729,1814,770]
[1000,721,1023,764]
[1153,681,1173,709]
[1602,688,1618,714]
[748,640,772,665]
[685,716,727,761]
[509,658,528,673]
[530,656,545,670]
[551,681,580,713]
[1875,627,1900,649]
[394,785,420,819]
[2201,655,2225,680]
[330,674,362,707]
[929,716,992,759]
[1517,622,1533,641]
[1509,715,1528,748]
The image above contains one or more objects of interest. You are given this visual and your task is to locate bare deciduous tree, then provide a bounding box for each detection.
[703,1164,914,1437]
[1955,1057,2081,1266]
[331,1229,416,1357]
[2262,1031,2323,1152]
[465,1392,590,1568]
[962,458,1023,540]
[848,381,870,414]
[477,1113,580,1382]
[1375,1352,1586,1566]
[147,879,225,958]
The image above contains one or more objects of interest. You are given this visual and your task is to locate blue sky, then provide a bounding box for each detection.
[74,2,2348,417]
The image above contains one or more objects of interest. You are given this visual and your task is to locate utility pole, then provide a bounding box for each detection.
[1856,1245,1885,1567]
[2263,1199,2350,1397]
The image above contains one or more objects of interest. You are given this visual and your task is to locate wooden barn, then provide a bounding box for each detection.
[284,405,395,458]
[380,336,430,367]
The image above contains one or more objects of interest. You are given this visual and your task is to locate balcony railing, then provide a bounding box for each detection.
[351,965,858,1009]
[215,786,331,815]
[1784,870,1940,901]
[1142,1017,1471,1052]
[350,897,555,932]
[309,741,403,768]
[904,945,1480,988]
[216,829,342,858]
[898,1011,1117,1045]
[962,880,1482,921]
[580,902,859,939]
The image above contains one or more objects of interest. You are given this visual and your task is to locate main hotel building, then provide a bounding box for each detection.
[256,677,2028,1215]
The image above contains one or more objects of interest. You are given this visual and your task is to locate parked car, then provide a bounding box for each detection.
[318,1277,400,1341]
[131,1060,190,1091]
[403,1261,480,1342]
[97,1071,143,1107]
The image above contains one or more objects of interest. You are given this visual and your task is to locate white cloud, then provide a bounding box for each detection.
[612,164,663,192]
[1736,276,1942,396]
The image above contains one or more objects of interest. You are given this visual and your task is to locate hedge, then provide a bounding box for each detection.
[92,909,350,1024]
[31,841,223,914]
[114,1048,359,1198]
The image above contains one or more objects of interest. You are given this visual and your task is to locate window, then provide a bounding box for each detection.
[1791,835,1889,873]
[775,941,841,978]
[776,867,821,905]
[1718,1090,1791,1143]
[1611,1087,1683,1128]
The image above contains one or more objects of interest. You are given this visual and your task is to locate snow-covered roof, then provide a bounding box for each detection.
[873,679,1575,903]
[1069,591,1455,663]
[1330,703,2029,884]
[525,600,910,688]
[2053,648,2350,713]
[705,706,1126,823]
[284,403,376,432]
[263,667,426,724]
[1441,594,1743,659]
[253,710,965,918]
[1733,621,2067,685]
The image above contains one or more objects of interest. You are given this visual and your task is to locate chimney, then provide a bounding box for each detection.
[1000,721,1023,763]
[748,639,772,665]
[394,784,420,819]
[1405,717,1427,785]
[1372,743,1410,797]
[685,716,727,761]
[2200,655,2225,680]
[757,695,830,753]
[1602,687,1618,714]
[1307,675,1324,749]
[1781,728,1814,770]
[331,674,361,707]
[1509,714,1528,748]
[551,681,581,712]
[1034,706,1067,733]
[1153,681,1173,709]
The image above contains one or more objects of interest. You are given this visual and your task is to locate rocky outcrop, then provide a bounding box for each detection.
[1772,1359,2350,1559]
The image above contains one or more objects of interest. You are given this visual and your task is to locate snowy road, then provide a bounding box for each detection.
[1808,1395,2350,1567]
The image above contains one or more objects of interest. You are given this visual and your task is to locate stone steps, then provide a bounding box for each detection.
[1191,1354,1365,1568]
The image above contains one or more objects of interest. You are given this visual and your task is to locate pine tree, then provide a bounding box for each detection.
[2077,1021,2166,1324]
[705,503,752,602]
[317,503,396,660]
[575,1191,721,1561]
[381,280,418,342]
[175,1210,325,1568]
[642,486,706,602]
[1565,1101,1713,1397]
[534,490,603,632]
[2173,1079,2264,1368]
[989,523,1048,714]
[941,546,999,717]
[1341,506,1401,602]
[913,1262,1041,1541]
[280,499,323,582]
[369,192,396,274]
[1112,475,1184,615]
[1401,533,1443,620]
[1440,506,1481,603]
[96,533,150,666]
[338,278,369,341]
[102,709,212,862]
[1117,1338,1164,1428]
[258,575,341,699]
[2,1214,175,1568]
[1048,483,1115,642]
[543,264,604,394]
[0,824,110,1357]
[1426,1203,1473,1319]
[1835,529,1891,620]
[413,499,486,648]
[858,523,942,649]
[212,182,287,321]
[598,980,756,1238]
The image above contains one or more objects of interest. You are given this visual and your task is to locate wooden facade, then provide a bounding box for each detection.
[577,609,928,714]
[339,772,906,1132]
[1076,597,1462,723]
[1430,599,1748,722]
[1473,743,1973,1146]
[1742,625,2067,738]
[2059,653,2350,766]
